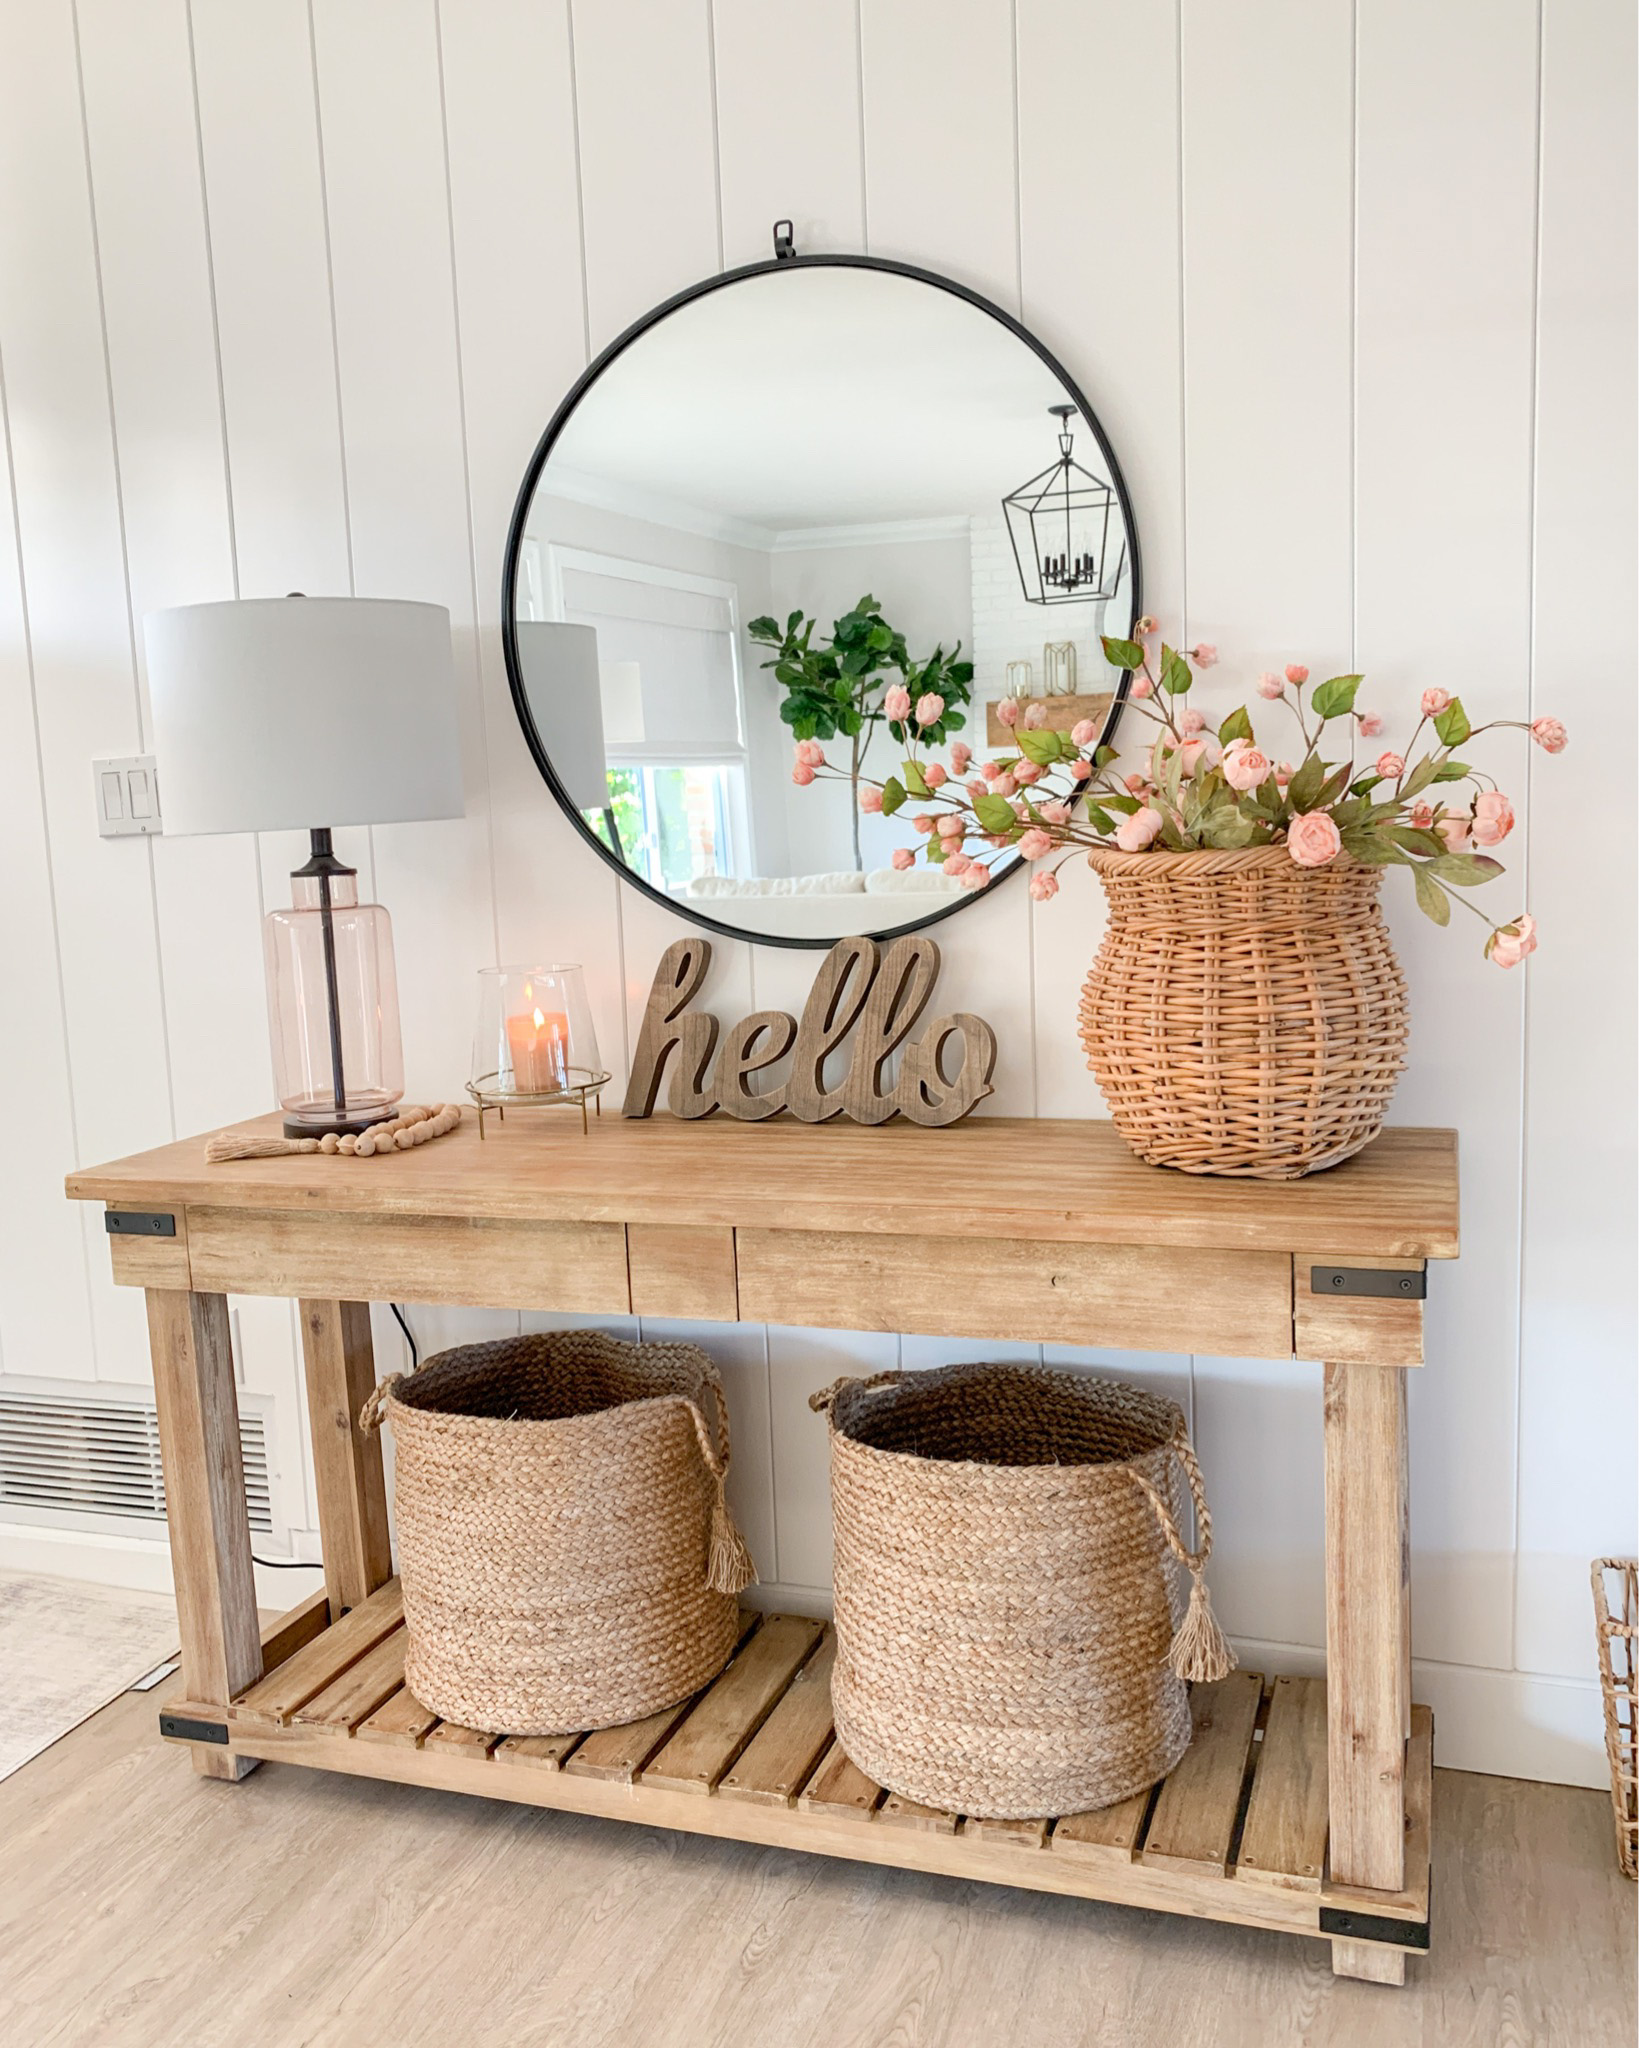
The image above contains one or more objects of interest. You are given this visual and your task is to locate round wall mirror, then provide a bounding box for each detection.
[503,252,1140,947]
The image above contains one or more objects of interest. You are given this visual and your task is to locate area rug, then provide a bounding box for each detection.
[0,1570,178,1780]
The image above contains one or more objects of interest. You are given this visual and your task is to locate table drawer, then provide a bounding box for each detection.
[627,1224,739,1321]
[186,1208,631,1314]
[736,1229,1294,1357]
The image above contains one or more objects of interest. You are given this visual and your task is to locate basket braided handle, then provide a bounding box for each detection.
[358,1372,406,1433]
[808,1370,904,1416]
[677,1364,757,1598]
[1128,1428,1238,1685]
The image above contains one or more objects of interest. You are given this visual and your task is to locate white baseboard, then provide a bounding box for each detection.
[0,1520,327,1615]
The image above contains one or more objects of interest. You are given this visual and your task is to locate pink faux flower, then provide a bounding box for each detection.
[937,812,964,838]
[1437,816,1469,851]
[950,741,973,772]
[1115,805,1164,852]
[1357,712,1384,739]
[1275,761,1294,785]
[882,685,912,722]
[1189,643,1218,669]
[1014,761,1043,786]
[1375,752,1405,780]
[1017,827,1053,860]
[1222,740,1273,792]
[1409,802,1435,829]
[996,696,1020,728]
[915,692,945,728]
[912,813,934,835]
[1285,664,1309,685]
[1179,708,1206,736]
[1131,675,1154,699]
[791,764,815,786]
[1256,672,1283,699]
[794,739,826,767]
[1472,790,1514,846]
[961,863,990,890]
[1037,800,1070,825]
[993,772,1018,798]
[924,762,948,788]
[1489,913,1537,968]
[943,849,971,876]
[1134,615,1158,636]
[967,777,988,798]
[1178,734,1221,776]
[1531,716,1567,753]
[981,759,1003,783]
[1029,870,1060,902]
[1022,701,1048,730]
[859,784,884,813]
[1070,718,1099,747]
[1421,687,1452,718]
[890,847,915,871]
[1287,811,1341,867]
[1124,773,1149,794]
[1069,758,1093,782]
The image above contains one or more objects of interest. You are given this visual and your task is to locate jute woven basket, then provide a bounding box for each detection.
[360,1331,756,1736]
[1079,845,1409,1179]
[811,1362,1235,1820]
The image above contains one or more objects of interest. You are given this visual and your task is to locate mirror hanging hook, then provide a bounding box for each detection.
[772,219,796,261]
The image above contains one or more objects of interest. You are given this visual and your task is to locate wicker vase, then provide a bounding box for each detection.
[1079,845,1409,1179]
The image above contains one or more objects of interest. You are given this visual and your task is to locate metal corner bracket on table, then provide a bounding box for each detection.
[66,1113,1459,1988]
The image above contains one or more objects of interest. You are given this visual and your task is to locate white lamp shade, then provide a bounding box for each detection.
[514,622,610,813]
[144,596,464,835]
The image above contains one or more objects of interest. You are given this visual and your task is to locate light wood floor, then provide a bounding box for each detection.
[1,1675,1631,2048]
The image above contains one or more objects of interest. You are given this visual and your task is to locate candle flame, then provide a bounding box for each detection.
[532,1007,545,1030]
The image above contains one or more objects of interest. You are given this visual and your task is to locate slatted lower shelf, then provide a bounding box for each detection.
[184,1582,1431,1954]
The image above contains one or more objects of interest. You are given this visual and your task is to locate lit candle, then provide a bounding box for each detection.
[506,1004,571,1094]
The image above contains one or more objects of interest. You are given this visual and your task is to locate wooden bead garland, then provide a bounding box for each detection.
[205,1103,462,1164]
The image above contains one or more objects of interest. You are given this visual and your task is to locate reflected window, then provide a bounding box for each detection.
[590,762,744,892]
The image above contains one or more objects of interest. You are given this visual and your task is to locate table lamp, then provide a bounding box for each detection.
[145,596,463,1137]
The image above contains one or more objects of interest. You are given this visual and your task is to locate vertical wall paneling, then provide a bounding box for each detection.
[0,0,174,1381]
[1355,0,1541,1670]
[712,0,866,267]
[1177,0,1356,1652]
[3,0,1629,1781]
[1514,0,1639,1677]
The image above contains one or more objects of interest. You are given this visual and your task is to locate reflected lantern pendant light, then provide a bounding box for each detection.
[1002,404,1128,606]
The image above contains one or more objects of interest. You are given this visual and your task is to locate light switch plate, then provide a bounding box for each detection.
[93,755,161,837]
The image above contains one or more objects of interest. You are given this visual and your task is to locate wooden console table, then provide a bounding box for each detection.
[67,1113,1457,1986]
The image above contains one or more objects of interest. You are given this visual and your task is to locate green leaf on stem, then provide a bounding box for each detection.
[1433,699,1471,747]
[974,793,1018,835]
[880,776,906,817]
[1160,644,1192,695]
[1015,727,1062,767]
[1412,865,1451,925]
[1085,804,1116,834]
[1101,792,1142,815]
[1287,755,1326,811]
[1310,674,1362,720]
[1218,706,1254,746]
[1431,758,1471,783]
[901,759,930,799]
[1425,852,1504,887]
[1102,635,1145,670]
[1398,755,1439,801]
[1388,824,1446,856]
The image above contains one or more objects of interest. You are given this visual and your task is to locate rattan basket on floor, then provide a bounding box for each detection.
[359,1331,755,1736]
[1079,845,1409,1179]
[811,1362,1235,1820]
[1593,1558,1637,1879]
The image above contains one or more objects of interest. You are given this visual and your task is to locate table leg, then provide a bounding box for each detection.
[298,1299,393,1620]
[1324,1358,1411,1984]
[144,1289,262,1780]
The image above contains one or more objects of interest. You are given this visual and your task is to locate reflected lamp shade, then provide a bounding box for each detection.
[145,596,464,835]
[514,621,609,813]
[142,595,464,1139]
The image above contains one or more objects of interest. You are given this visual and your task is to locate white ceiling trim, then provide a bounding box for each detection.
[769,514,974,554]
[541,464,777,553]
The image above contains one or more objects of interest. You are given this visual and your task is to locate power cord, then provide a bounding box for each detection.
[251,1304,418,1571]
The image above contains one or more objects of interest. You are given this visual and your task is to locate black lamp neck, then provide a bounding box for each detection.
[293,826,357,881]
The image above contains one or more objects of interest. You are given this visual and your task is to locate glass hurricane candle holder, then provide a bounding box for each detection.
[468,965,608,1136]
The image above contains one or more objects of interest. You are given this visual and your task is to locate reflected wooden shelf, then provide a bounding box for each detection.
[171,1586,1431,1959]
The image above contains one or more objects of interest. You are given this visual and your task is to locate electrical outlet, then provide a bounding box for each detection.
[94,755,161,836]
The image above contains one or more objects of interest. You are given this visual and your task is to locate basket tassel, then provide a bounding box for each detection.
[1169,1567,1235,1684]
[706,1484,757,1595]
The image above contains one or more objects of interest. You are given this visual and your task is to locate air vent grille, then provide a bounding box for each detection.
[0,1390,272,1535]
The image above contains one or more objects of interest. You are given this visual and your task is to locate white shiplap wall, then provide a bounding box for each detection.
[0,0,1631,1785]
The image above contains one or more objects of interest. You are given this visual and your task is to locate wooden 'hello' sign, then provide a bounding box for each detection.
[623,936,997,1127]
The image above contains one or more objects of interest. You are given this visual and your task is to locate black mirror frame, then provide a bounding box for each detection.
[501,250,1142,951]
